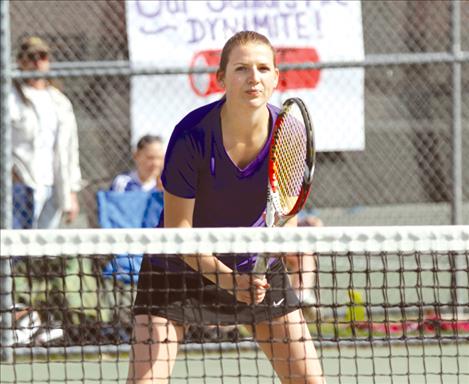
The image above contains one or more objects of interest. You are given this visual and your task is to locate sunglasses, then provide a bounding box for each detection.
[25,51,48,62]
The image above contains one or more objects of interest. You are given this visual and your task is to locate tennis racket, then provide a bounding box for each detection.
[253,97,316,275]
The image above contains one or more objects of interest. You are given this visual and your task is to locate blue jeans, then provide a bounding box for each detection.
[13,183,62,229]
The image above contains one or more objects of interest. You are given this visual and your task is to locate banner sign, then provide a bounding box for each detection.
[127,0,364,151]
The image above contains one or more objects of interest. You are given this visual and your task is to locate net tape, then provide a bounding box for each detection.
[2,226,468,257]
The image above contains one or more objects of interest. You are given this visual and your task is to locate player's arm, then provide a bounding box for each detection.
[164,190,231,282]
[284,214,297,227]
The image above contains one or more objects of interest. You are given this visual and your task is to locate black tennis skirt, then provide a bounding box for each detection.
[133,255,300,325]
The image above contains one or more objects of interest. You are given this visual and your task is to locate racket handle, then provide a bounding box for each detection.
[266,202,275,227]
[254,200,275,277]
[252,253,268,278]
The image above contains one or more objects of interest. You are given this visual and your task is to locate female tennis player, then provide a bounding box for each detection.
[127,31,325,384]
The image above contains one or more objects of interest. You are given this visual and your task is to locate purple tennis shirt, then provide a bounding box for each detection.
[152,98,280,272]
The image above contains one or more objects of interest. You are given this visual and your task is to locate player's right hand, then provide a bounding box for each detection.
[233,274,270,304]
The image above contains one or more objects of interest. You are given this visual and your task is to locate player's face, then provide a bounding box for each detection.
[219,42,278,108]
[134,142,165,179]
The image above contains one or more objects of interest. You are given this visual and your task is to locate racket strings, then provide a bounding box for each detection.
[273,110,307,214]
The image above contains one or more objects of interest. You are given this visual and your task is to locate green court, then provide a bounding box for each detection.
[2,343,468,383]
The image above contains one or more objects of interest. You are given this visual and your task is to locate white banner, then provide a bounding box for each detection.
[127,0,364,151]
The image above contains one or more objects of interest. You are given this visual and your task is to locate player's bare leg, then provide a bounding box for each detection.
[127,314,183,384]
[254,309,325,384]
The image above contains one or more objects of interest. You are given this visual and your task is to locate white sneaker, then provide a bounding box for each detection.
[34,327,64,345]
[13,304,41,345]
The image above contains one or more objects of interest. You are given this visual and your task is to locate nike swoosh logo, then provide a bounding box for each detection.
[273,298,285,307]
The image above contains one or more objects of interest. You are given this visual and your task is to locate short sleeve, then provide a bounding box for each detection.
[161,130,201,198]
[110,174,131,192]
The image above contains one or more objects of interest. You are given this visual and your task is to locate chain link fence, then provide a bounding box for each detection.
[2,0,469,228]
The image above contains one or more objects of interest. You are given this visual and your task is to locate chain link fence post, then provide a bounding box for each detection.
[451,0,463,225]
[451,0,465,320]
[0,0,14,363]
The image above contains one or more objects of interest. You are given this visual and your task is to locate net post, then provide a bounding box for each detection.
[0,256,13,362]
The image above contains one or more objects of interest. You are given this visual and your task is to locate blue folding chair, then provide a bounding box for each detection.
[96,190,163,283]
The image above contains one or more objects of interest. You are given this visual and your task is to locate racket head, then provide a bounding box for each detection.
[267,97,315,225]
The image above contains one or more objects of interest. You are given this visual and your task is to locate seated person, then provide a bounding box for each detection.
[100,134,166,282]
[110,134,164,193]
[97,135,165,331]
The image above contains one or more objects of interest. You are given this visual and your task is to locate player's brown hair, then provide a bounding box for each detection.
[217,31,276,79]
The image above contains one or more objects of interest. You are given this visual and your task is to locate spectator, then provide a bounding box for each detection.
[95,136,165,339]
[110,134,164,193]
[10,36,82,229]
[285,215,324,305]
[100,133,165,284]
[10,37,101,345]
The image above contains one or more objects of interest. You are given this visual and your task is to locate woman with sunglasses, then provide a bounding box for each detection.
[10,36,82,229]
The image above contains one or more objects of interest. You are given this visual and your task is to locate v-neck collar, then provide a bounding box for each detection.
[214,101,274,175]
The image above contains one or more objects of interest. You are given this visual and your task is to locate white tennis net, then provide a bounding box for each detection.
[1,225,468,383]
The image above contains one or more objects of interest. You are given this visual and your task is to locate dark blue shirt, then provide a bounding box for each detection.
[154,98,280,271]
